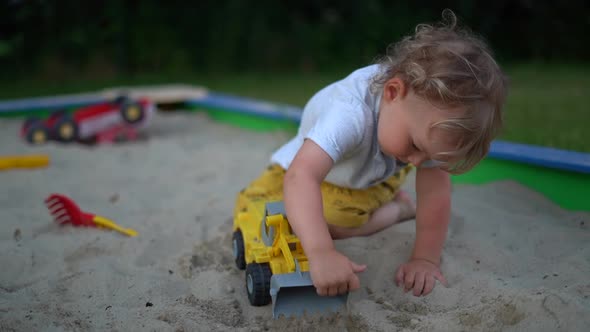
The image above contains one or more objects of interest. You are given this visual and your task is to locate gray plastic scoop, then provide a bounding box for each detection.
[270,270,348,318]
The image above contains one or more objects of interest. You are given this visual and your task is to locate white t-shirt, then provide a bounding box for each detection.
[270,64,404,189]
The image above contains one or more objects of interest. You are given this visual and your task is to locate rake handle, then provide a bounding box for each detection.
[92,215,138,237]
[0,154,50,170]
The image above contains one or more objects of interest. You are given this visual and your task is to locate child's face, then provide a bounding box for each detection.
[377,77,462,168]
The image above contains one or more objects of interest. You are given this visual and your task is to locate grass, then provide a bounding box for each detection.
[500,63,590,152]
[1,62,589,152]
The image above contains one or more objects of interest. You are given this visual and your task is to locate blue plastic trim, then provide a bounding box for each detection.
[0,93,106,114]
[490,140,590,174]
[186,92,303,122]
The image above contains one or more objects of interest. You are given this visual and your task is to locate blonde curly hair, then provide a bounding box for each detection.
[371,9,508,174]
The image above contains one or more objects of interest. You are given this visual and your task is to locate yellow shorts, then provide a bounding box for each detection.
[235,164,412,228]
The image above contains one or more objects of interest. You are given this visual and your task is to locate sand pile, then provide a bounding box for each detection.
[0,112,588,331]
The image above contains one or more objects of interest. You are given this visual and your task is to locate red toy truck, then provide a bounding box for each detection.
[21,96,155,144]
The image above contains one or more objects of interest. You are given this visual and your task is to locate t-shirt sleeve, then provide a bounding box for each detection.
[304,100,367,163]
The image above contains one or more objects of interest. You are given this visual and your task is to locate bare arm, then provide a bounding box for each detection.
[284,139,366,296]
[284,139,334,254]
[412,166,451,265]
[395,166,451,296]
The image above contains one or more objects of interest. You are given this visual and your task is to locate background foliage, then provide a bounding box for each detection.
[1,0,588,78]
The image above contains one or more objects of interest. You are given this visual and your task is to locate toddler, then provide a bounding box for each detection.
[235,10,507,297]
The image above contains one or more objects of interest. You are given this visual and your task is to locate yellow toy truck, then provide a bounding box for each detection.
[232,200,348,318]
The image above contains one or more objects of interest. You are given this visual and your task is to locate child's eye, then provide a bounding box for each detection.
[412,142,420,151]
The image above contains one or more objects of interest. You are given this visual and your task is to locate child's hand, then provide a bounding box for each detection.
[308,248,367,296]
[395,259,448,296]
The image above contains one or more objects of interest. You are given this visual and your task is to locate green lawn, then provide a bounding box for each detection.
[499,63,590,152]
[1,63,589,152]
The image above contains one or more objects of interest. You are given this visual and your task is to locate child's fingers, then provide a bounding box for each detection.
[423,275,436,295]
[327,286,339,297]
[404,271,416,292]
[316,285,328,296]
[337,283,349,295]
[412,272,426,296]
[434,270,449,288]
[350,261,367,273]
[395,266,405,287]
[348,274,361,292]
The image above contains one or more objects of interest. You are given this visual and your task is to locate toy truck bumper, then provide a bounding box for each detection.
[270,271,348,318]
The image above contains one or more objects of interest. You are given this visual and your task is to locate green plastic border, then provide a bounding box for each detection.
[453,158,589,211]
[186,105,298,133]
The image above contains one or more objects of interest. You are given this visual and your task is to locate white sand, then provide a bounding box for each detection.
[0,112,588,332]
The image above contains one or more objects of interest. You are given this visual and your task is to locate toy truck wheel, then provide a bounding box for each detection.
[25,122,50,145]
[120,102,145,124]
[53,116,78,142]
[233,230,246,270]
[245,263,272,306]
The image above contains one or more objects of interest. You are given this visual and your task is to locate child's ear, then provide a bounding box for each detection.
[383,77,407,102]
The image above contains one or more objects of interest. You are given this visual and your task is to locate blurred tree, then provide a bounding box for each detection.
[0,0,587,79]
